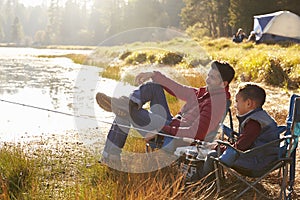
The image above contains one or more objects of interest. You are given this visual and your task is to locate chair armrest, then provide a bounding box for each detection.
[222,125,239,141]
[216,135,292,156]
[215,140,243,154]
[243,135,294,153]
[278,125,287,133]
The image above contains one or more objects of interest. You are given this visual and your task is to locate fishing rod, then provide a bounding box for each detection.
[0,98,194,142]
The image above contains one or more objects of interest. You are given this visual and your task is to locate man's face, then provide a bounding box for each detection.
[206,68,223,89]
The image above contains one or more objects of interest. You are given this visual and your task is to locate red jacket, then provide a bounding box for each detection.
[152,71,231,140]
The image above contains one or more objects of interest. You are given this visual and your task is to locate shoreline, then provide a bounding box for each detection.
[0,43,97,50]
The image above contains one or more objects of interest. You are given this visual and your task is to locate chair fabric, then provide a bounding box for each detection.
[212,94,300,199]
[287,95,300,199]
[146,99,233,152]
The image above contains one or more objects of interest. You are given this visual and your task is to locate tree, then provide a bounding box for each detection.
[215,0,230,37]
[181,0,203,29]
[89,0,111,44]
[108,0,125,35]
[3,0,14,42]
[59,0,82,44]
[0,25,5,42]
[229,0,279,35]
[160,0,184,28]
[0,15,5,42]
[47,0,61,44]
[124,0,165,29]
[181,0,231,37]
[34,30,47,45]
[11,16,23,44]
[27,6,48,40]
[276,0,300,16]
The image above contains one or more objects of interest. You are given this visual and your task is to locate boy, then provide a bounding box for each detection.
[201,83,279,179]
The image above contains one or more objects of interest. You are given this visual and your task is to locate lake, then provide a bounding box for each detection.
[0,47,134,147]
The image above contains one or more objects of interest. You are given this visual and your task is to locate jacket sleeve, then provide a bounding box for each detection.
[162,102,211,140]
[151,71,197,101]
[234,119,261,151]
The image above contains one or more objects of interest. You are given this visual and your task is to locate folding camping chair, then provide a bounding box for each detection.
[212,94,300,199]
[145,99,233,153]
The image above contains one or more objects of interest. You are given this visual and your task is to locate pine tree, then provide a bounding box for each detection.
[181,0,231,37]
[47,0,61,44]
[11,16,23,44]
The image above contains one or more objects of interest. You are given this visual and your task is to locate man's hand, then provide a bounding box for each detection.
[135,72,154,85]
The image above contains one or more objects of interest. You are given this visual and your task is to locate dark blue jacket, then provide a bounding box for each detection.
[233,108,280,170]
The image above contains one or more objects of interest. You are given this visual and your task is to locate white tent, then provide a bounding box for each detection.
[253,11,300,43]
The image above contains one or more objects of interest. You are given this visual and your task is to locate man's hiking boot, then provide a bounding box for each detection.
[96,92,130,117]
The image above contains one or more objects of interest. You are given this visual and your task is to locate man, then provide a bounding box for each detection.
[232,28,247,43]
[96,61,235,165]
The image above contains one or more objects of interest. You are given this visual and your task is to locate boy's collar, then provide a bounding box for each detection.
[237,107,263,117]
[237,107,263,124]
[237,109,255,118]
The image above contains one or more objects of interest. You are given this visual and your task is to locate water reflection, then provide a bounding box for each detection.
[0,47,116,142]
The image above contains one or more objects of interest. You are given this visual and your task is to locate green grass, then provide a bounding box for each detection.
[198,37,300,89]
[0,144,36,199]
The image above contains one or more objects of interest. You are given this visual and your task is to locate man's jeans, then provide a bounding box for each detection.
[103,82,174,156]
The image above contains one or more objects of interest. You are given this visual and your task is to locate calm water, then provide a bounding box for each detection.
[0,47,134,143]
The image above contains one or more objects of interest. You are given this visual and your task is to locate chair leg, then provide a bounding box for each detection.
[219,163,274,199]
[280,164,288,200]
[213,161,221,193]
[145,143,152,153]
[225,168,266,199]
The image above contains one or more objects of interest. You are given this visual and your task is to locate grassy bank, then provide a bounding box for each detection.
[38,37,300,89]
[198,37,300,89]
[1,37,299,199]
[77,37,300,90]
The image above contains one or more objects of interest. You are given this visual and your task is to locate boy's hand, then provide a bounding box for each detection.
[135,72,154,85]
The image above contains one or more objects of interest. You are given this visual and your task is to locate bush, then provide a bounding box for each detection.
[135,52,147,64]
[101,66,121,80]
[119,51,132,60]
[147,54,156,63]
[159,52,183,65]
[265,58,289,87]
[125,52,147,64]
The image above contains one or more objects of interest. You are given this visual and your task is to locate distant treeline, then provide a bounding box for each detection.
[1,0,299,46]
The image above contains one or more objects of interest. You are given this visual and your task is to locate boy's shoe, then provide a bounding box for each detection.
[96,92,130,117]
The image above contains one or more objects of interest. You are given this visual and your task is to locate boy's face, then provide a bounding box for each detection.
[235,93,253,116]
[206,68,224,89]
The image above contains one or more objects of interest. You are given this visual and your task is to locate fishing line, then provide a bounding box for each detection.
[0,98,192,142]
